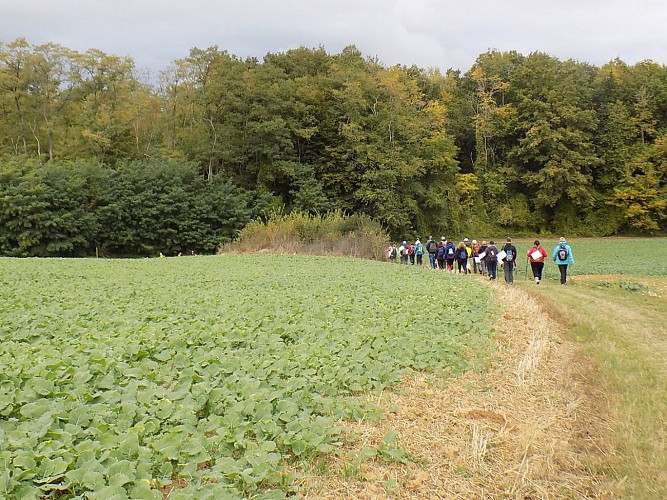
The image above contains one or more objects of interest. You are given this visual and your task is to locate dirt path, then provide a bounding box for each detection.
[299,282,614,498]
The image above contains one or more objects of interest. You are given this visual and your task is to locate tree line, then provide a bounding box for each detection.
[1,38,665,256]
[0,159,270,256]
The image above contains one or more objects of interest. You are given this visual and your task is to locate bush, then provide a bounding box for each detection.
[0,158,265,257]
[226,210,389,260]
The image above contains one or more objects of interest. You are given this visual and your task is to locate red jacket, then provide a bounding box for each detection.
[527,245,548,263]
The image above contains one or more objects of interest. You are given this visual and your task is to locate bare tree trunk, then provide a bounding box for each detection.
[206,117,217,181]
[42,107,54,162]
[28,121,42,163]
[14,96,28,155]
[48,129,54,161]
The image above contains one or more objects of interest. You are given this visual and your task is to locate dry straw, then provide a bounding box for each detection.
[298,282,614,498]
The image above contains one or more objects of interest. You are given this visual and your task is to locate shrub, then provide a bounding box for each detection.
[226,210,389,260]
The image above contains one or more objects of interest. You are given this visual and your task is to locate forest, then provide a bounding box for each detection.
[1,38,666,256]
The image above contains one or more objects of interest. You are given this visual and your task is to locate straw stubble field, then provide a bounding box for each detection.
[299,282,612,498]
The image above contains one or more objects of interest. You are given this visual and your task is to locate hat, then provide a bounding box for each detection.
[559,236,566,242]
[506,236,512,242]
[463,237,469,242]
[402,241,407,245]
[472,239,477,244]
[415,239,421,244]
[441,237,446,241]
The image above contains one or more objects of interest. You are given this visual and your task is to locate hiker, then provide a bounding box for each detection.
[501,237,518,284]
[408,242,416,265]
[456,241,468,274]
[426,236,438,269]
[478,240,488,277]
[471,239,481,274]
[553,237,575,285]
[386,243,398,263]
[436,240,446,270]
[463,238,472,273]
[398,241,409,265]
[527,239,548,284]
[444,239,456,272]
[485,240,499,280]
[414,239,425,266]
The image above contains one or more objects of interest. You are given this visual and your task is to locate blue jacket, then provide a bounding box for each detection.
[552,242,574,265]
[444,242,456,259]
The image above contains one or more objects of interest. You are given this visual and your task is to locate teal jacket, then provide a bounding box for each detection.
[552,242,574,265]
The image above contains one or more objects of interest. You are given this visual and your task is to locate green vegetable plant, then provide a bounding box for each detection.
[0,254,495,498]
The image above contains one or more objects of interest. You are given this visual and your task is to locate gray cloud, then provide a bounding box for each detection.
[2,0,665,79]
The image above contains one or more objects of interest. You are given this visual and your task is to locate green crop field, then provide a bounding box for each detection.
[0,255,496,499]
[504,237,667,278]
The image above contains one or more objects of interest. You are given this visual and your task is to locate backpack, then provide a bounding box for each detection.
[459,248,468,260]
[408,245,415,256]
[436,246,445,259]
[488,247,496,260]
[447,246,455,258]
[505,246,514,262]
[389,247,397,259]
[415,243,425,255]
[427,241,436,253]
[557,244,568,261]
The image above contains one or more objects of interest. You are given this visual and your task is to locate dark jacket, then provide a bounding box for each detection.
[436,243,446,260]
[501,243,517,266]
[485,245,499,264]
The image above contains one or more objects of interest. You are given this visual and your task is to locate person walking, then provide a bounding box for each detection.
[485,240,499,280]
[527,239,548,284]
[414,239,425,266]
[408,242,416,265]
[444,239,456,272]
[456,241,468,274]
[553,237,575,285]
[426,236,438,269]
[386,243,398,263]
[478,240,488,277]
[436,240,446,270]
[398,241,409,265]
[471,239,481,274]
[463,238,472,273]
[501,237,518,284]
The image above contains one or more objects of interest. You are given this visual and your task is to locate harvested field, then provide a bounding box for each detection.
[299,282,615,498]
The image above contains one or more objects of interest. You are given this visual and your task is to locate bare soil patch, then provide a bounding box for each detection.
[298,282,615,498]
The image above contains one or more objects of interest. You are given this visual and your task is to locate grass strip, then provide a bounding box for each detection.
[522,280,667,498]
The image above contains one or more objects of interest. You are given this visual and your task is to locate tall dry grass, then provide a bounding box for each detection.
[221,211,390,261]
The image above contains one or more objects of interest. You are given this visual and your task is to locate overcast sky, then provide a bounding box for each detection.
[2,0,666,80]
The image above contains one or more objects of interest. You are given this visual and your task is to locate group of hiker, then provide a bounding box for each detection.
[386,236,575,285]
